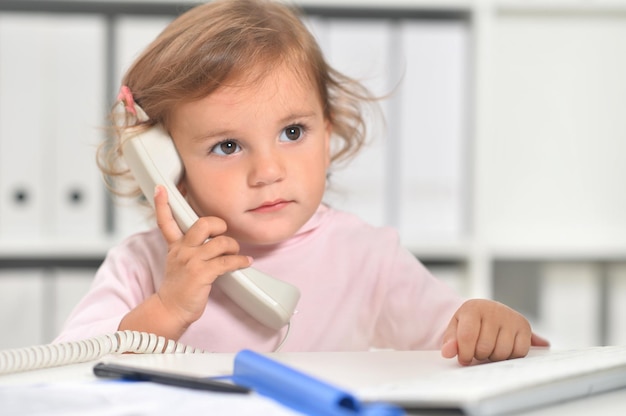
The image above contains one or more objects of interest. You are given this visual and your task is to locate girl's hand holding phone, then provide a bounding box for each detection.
[153,185,253,331]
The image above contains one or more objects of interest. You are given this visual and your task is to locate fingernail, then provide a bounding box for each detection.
[247,256,254,264]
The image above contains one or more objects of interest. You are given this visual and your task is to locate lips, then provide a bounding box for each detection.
[250,199,291,213]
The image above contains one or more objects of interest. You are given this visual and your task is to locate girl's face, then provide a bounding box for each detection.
[169,65,331,245]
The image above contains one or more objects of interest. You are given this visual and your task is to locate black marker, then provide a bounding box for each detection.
[93,362,250,394]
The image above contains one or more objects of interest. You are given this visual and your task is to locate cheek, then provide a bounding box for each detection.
[181,167,236,215]
[301,148,329,190]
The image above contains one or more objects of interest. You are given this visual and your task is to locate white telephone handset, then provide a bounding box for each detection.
[120,104,300,330]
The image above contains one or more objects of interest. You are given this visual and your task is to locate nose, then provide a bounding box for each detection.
[248,148,286,187]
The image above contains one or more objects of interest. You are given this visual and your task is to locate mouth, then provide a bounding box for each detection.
[249,199,292,213]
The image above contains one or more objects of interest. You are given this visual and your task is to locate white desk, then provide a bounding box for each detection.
[1,350,625,416]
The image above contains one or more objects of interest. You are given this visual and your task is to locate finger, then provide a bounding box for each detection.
[441,318,459,359]
[455,312,481,366]
[474,322,500,361]
[184,216,228,247]
[510,330,533,359]
[205,253,253,279]
[196,235,241,261]
[491,314,533,361]
[154,185,184,243]
[531,332,550,347]
[488,328,516,362]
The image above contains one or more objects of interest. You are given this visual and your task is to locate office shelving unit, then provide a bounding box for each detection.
[0,0,624,348]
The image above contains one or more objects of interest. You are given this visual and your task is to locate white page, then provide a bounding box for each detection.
[0,380,300,416]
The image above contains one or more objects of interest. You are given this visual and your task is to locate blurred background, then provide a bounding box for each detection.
[0,0,624,349]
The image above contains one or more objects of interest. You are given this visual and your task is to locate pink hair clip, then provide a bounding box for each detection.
[117,85,137,116]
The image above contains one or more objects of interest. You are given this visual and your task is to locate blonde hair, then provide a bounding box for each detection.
[99,0,378,198]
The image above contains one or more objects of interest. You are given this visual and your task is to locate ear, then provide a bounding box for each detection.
[177,173,188,197]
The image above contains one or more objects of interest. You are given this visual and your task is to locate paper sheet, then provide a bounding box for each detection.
[0,379,301,416]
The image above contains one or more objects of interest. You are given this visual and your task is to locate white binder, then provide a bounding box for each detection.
[52,268,96,342]
[540,262,601,348]
[608,263,626,345]
[396,20,469,246]
[0,14,107,241]
[318,18,393,228]
[484,15,626,249]
[0,15,48,239]
[0,269,45,349]
[49,16,107,239]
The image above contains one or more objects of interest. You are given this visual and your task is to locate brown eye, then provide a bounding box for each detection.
[211,140,240,155]
[281,125,302,142]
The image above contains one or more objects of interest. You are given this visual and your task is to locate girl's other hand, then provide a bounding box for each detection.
[441,299,550,366]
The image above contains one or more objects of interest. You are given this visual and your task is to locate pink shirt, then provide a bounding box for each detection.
[55,205,464,352]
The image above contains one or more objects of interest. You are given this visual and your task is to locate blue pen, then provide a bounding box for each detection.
[232,349,405,416]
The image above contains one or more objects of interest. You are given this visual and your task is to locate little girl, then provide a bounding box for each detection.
[56,0,547,365]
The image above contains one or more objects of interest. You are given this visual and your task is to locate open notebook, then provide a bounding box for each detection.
[357,345,626,415]
[102,345,626,416]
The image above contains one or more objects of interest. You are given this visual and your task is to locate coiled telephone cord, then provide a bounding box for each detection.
[0,322,291,375]
[0,330,205,375]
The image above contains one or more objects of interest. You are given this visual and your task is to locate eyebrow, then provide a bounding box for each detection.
[191,111,318,143]
[191,128,236,143]
[281,111,317,123]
